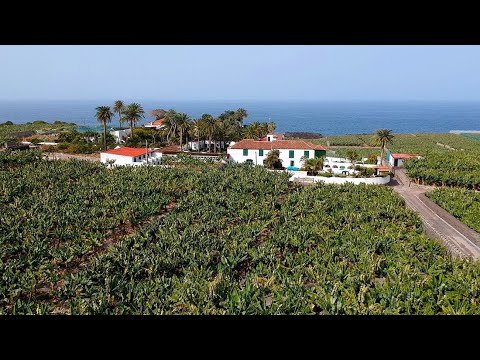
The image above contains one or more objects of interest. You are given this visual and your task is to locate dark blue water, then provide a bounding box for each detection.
[1,100,479,135]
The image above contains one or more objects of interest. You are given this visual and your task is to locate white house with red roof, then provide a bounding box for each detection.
[100,147,162,166]
[227,135,327,168]
[144,118,166,130]
[387,152,420,167]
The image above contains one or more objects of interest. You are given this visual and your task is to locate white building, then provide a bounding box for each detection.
[387,153,419,167]
[110,128,131,144]
[187,140,226,152]
[227,137,327,168]
[323,157,355,175]
[100,147,162,166]
[144,118,166,130]
[263,133,284,142]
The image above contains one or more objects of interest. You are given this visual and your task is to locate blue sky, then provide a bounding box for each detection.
[1,45,480,101]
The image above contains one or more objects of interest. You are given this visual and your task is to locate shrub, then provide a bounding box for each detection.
[365,154,378,164]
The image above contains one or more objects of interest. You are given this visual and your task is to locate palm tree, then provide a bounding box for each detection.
[345,150,360,169]
[250,121,262,139]
[235,108,248,124]
[259,123,269,138]
[267,121,276,134]
[176,113,191,150]
[243,125,257,139]
[301,156,324,175]
[191,119,203,152]
[163,109,179,144]
[123,103,145,136]
[375,129,395,165]
[95,106,113,150]
[201,114,216,153]
[215,117,233,152]
[112,100,125,128]
[264,149,282,169]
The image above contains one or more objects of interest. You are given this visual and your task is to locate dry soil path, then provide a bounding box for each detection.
[44,152,100,162]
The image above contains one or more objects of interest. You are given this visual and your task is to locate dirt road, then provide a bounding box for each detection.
[391,168,480,259]
[44,152,100,162]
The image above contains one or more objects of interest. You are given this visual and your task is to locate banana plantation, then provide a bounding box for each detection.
[2,150,480,314]
[427,188,480,233]
[311,132,480,188]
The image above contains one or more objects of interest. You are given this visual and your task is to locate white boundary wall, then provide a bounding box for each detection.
[289,171,390,185]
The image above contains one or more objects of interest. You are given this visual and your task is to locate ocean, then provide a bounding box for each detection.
[1,100,479,135]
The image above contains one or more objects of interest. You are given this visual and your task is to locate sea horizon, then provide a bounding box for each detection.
[1,100,480,135]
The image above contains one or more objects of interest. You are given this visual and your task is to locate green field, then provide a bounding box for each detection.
[327,148,379,160]
[2,150,480,314]
[427,188,480,233]
[0,121,76,143]
[309,134,376,147]
[391,134,480,188]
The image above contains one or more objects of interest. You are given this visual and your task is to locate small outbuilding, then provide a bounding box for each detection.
[374,165,390,176]
[388,153,419,167]
[109,128,131,144]
[100,146,161,166]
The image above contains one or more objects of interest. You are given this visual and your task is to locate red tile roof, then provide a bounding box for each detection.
[103,147,156,157]
[152,118,165,126]
[391,153,418,159]
[374,166,390,171]
[145,118,165,127]
[229,139,327,151]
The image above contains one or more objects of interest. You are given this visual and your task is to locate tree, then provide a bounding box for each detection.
[217,109,245,148]
[201,114,216,153]
[264,149,283,169]
[243,125,257,139]
[235,108,248,124]
[375,129,395,165]
[112,100,125,128]
[345,150,360,168]
[150,109,166,120]
[215,117,236,152]
[259,123,269,138]
[95,106,113,150]
[267,121,276,133]
[191,119,203,152]
[176,112,191,150]
[123,103,145,136]
[163,109,179,144]
[301,156,324,175]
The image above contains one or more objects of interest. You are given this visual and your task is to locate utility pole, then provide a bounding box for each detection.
[145,139,148,165]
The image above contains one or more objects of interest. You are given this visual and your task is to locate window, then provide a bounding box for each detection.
[259,149,264,156]
[290,160,294,167]
[243,149,248,156]
[289,150,294,158]
[304,150,309,158]
[315,150,325,158]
